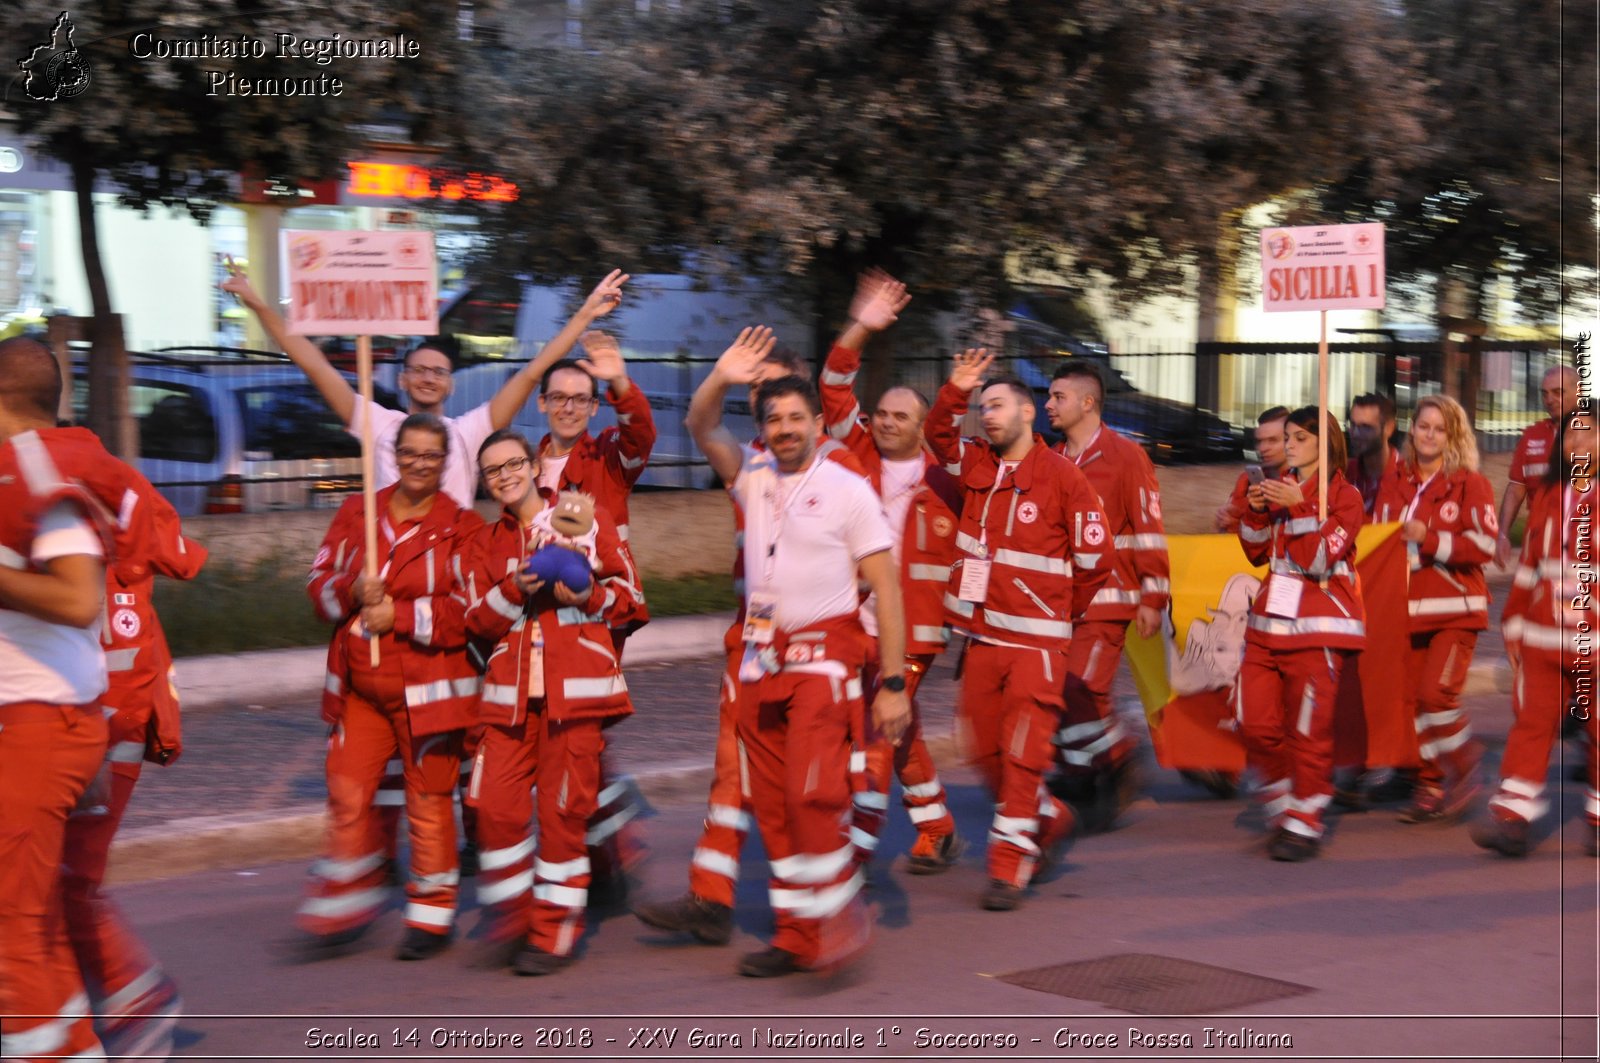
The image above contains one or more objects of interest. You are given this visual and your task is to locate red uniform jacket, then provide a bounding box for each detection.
[1503,484,1594,664]
[1374,463,1495,633]
[926,383,1111,651]
[309,487,484,736]
[1055,427,1170,623]
[103,470,207,768]
[1238,469,1367,651]
[538,381,656,633]
[461,501,642,726]
[819,342,961,655]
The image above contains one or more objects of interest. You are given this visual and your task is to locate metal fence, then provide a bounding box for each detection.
[72,335,1565,516]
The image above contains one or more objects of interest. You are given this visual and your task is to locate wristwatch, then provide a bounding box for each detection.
[881,674,907,693]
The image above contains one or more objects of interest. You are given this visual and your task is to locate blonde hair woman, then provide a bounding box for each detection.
[1374,395,1496,823]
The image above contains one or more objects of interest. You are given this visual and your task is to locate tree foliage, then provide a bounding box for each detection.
[454,0,1430,320]
[1314,0,1598,320]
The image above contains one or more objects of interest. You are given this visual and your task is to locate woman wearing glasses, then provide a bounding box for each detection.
[299,414,485,960]
[460,429,644,975]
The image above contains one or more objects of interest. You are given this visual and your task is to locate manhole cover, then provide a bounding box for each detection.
[996,953,1311,1014]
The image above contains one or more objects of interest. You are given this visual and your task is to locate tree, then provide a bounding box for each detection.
[451,0,1429,363]
[5,0,468,455]
[1315,0,1598,328]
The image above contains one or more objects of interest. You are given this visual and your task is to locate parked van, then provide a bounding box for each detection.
[425,274,815,487]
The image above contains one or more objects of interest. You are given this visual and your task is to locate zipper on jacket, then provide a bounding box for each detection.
[1013,577,1058,618]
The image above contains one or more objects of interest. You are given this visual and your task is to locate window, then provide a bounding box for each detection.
[133,383,218,463]
[235,383,361,461]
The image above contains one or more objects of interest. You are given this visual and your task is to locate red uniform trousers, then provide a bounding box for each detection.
[60,733,175,1039]
[852,655,955,863]
[299,652,462,939]
[960,641,1075,887]
[470,707,604,958]
[1236,641,1350,840]
[738,662,869,970]
[587,628,647,888]
[0,702,107,1063]
[686,647,751,907]
[1058,619,1135,774]
[1489,649,1600,827]
[1407,629,1480,790]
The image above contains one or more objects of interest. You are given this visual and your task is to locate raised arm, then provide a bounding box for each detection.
[488,270,629,429]
[581,330,658,485]
[687,326,775,484]
[926,348,993,470]
[223,271,357,424]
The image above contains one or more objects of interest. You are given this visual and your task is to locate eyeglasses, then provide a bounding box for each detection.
[544,392,596,410]
[403,363,452,380]
[481,455,531,481]
[396,448,446,466]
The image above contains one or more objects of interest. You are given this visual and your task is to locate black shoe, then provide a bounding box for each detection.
[1179,769,1239,799]
[1046,771,1097,806]
[737,946,803,978]
[395,926,452,961]
[1331,786,1369,812]
[512,944,575,976]
[905,832,966,876]
[1470,815,1530,858]
[980,879,1024,911]
[458,843,480,878]
[1082,757,1140,833]
[1366,770,1417,805]
[1267,828,1319,862]
[631,893,733,946]
[296,923,371,961]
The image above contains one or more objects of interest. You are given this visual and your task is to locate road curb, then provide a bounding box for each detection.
[173,612,739,712]
[109,727,967,886]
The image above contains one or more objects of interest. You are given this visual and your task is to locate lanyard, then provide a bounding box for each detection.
[761,457,826,584]
[975,461,1018,554]
[1065,427,1101,465]
[1403,472,1438,523]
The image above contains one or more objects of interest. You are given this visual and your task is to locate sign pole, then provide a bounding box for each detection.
[358,333,380,666]
[1318,310,1329,522]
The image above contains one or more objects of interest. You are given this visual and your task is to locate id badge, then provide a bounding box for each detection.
[743,591,778,645]
[1263,574,1303,618]
[527,634,546,699]
[958,558,992,603]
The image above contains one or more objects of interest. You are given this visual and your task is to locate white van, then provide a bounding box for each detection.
[428,274,815,487]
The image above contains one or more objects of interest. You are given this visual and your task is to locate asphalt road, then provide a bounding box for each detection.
[114,745,1597,1063]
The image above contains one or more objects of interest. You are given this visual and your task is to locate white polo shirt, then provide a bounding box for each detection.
[0,501,107,705]
[733,449,893,632]
[348,398,496,509]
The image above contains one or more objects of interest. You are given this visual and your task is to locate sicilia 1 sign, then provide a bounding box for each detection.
[1260,222,1386,312]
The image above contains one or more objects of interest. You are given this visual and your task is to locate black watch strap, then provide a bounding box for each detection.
[881,674,907,693]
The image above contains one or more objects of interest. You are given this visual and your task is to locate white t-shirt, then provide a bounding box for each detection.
[733,452,894,632]
[348,397,496,509]
[539,452,572,496]
[0,502,106,705]
[860,456,925,636]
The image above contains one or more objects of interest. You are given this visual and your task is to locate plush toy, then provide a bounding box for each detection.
[523,491,600,593]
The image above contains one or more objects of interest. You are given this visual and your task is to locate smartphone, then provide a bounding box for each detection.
[1245,464,1265,485]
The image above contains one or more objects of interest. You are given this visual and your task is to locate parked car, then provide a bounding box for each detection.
[1007,321,1242,463]
[72,355,400,516]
